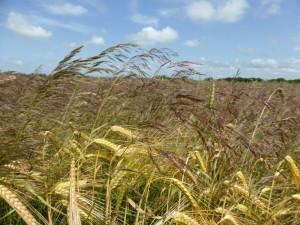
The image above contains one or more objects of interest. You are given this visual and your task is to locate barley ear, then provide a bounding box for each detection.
[235,171,248,189]
[292,194,300,200]
[285,155,300,188]
[93,138,124,156]
[0,184,40,225]
[218,214,239,225]
[168,212,199,225]
[235,204,248,214]
[111,125,138,140]
[193,151,207,173]
[169,178,200,210]
[44,131,61,150]
[208,81,215,109]
[231,184,267,211]
[111,171,127,190]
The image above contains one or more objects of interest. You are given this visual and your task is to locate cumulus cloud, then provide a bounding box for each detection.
[30,15,90,33]
[199,57,300,79]
[158,8,179,17]
[65,36,105,49]
[129,0,159,26]
[217,0,249,22]
[246,58,300,78]
[185,0,248,23]
[185,1,216,22]
[129,26,178,46]
[0,58,25,71]
[238,47,256,54]
[7,12,52,38]
[185,39,200,48]
[131,14,159,26]
[260,0,283,15]
[15,60,24,66]
[293,46,300,52]
[77,0,107,14]
[66,42,78,49]
[250,58,278,68]
[88,36,105,45]
[266,3,280,14]
[45,3,87,16]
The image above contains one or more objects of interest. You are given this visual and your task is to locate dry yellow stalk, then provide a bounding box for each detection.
[60,197,102,223]
[272,209,289,220]
[127,198,146,214]
[0,184,39,225]
[215,207,227,214]
[68,160,82,225]
[285,155,300,188]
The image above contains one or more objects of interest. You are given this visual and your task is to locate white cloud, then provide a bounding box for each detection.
[131,14,159,26]
[129,0,159,26]
[266,3,280,14]
[66,42,78,48]
[7,12,52,38]
[238,47,256,54]
[260,0,283,15]
[65,36,105,49]
[129,26,178,46]
[216,0,249,22]
[15,60,24,66]
[45,3,87,16]
[293,46,300,52]
[250,58,278,68]
[129,0,139,12]
[77,0,107,14]
[247,58,300,78]
[0,58,25,72]
[199,57,300,79]
[88,36,105,45]
[158,8,179,17]
[185,0,248,23]
[185,39,200,48]
[31,15,90,33]
[185,1,216,22]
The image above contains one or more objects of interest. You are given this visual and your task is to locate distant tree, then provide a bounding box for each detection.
[219,77,263,82]
[287,79,300,83]
[269,78,286,82]
[204,77,214,81]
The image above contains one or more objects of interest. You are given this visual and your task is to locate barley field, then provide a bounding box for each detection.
[0,45,300,225]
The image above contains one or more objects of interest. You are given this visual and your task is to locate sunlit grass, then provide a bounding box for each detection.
[0,44,299,224]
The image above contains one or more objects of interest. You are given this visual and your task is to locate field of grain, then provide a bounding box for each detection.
[0,45,300,225]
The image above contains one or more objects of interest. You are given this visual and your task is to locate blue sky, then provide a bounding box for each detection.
[0,0,300,79]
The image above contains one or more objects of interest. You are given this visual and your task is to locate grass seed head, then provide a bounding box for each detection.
[0,184,40,225]
[285,155,300,188]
